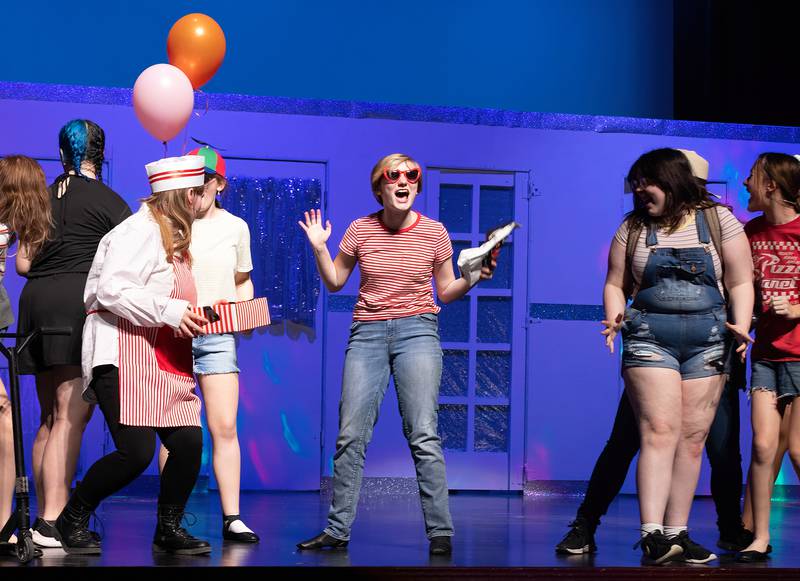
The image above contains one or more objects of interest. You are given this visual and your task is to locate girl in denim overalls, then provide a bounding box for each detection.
[602,148,754,565]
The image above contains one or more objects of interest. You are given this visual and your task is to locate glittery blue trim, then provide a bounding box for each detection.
[3,81,800,143]
[328,295,357,312]
[530,303,604,321]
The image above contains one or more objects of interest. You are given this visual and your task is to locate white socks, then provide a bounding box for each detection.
[226,519,254,534]
[641,522,662,537]
[664,525,687,539]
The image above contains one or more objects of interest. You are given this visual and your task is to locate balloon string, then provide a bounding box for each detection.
[181,121,190,155]
[162,141,167,158]
[193,89,210,118]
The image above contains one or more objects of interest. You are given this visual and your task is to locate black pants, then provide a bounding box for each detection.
[577,380,743,532]
[75,366,203,508]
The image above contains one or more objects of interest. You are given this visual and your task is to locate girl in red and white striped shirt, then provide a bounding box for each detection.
[296,153,495,555]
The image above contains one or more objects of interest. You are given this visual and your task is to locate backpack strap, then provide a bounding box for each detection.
[702,206,724,266]
[624,220,644,299]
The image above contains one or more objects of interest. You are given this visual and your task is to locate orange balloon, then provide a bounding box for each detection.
[167,13,226,89]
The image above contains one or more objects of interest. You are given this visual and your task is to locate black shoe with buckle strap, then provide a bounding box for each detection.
[296,531,349,550]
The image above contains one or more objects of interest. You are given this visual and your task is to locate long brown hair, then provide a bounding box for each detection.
[754,153,800,212]
[0,155,52,258]
[141,187,195,263]
[626,148,722,233]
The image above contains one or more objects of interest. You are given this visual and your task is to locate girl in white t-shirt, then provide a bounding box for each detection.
[159,147,258,543]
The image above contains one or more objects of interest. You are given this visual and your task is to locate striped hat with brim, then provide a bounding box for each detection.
[145,155,206,194]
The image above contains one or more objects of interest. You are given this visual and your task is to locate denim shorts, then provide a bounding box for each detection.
[192,333,239,375]
[621,306,730,379]
[750,360,800,400]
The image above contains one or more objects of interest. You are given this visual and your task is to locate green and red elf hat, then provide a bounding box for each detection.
[188,146,226,178]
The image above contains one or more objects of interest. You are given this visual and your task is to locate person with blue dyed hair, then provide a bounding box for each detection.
[15,119,131,549]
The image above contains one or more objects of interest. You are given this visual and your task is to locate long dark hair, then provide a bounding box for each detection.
[58,119,105,181]
[754,153,800,212]
[626,148,720,233]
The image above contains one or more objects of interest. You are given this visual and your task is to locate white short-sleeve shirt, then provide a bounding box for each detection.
[190,209,253,306]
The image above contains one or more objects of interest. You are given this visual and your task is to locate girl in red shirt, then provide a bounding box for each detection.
[740,153,800,562]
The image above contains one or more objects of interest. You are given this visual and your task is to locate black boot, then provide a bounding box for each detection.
[54,494,102,555]
[152,505,211,555]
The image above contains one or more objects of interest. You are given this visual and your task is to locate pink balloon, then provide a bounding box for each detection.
[133,64,194,142]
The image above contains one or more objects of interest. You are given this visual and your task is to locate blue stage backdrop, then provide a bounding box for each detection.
[1,81,798,497]
[2,0,672,118]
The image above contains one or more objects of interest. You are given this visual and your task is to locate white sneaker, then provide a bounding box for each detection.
[31,518,62,548]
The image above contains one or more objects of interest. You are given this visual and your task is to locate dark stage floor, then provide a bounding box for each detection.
[2,490,799,577]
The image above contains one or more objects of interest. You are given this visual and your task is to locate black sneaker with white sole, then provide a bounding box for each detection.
[674,531,717,564]
[635,530,683,565]
[555,518,597,555]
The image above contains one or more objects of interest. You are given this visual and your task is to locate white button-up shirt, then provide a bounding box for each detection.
[82,205,190,395]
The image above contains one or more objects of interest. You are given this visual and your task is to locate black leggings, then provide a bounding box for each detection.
[577,380,743,531]
[75,366,202,508]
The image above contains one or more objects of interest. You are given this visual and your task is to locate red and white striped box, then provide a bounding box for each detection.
[191,297,271,334]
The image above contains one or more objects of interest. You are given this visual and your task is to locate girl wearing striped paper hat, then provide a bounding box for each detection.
[158,146,259,543]
[54,155,211,555]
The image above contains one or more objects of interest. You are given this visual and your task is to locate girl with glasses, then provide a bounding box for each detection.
[296,153,495,556]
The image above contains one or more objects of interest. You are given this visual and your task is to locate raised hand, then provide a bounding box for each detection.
[600,313,624,354]
[298,209,332,250]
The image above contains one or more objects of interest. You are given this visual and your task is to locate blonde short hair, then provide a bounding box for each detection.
[369,153,422,205]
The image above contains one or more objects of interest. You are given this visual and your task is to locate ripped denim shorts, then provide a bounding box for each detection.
[750,360,800,400]
[621,306,731,379]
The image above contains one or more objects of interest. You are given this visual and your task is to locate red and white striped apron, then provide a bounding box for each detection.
[117,258,201,428]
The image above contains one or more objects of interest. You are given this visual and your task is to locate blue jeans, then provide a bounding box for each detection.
[324,313,454,541]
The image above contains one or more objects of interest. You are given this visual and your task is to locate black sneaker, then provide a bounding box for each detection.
[635,530,683,565]
[556,518,597,555]
[674,531,717,564]
[717,527,753,552]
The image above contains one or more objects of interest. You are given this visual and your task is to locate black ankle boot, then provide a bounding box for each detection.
[54,494,102,555]
[152,505,211,555]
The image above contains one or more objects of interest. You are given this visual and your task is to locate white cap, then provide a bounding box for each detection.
[793,154,800,163]
[676,149,709,181]
[145,155,205,194]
